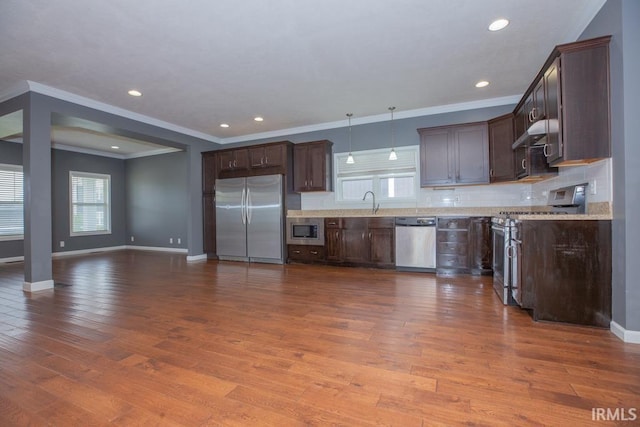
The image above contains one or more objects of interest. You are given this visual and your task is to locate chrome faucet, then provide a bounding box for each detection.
[362,191,380,214]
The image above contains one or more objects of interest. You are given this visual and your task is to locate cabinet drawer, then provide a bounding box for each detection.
[368,217,394,229]
[437,254,468,269]
[288,245,326,262]
[437,230,468,243]
[325,218,342,229]
[437,242,467,256]
[437,217,470,230]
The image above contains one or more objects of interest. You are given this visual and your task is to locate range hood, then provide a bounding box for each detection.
[512,119,559,149]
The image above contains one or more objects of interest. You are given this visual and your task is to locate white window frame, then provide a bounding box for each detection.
[0,163,24,241]
[334,146,419,203]
[69,171,111,236]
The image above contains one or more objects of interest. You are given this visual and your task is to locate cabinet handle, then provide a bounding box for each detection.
[293,250,301,254]
[521,158,527,170]
[260,157,264,165]
[531,107,537,121]
[265,156,268,164]
[368,232,371,240]
[309,180,313,187]
[233,159,237,167]
[305,180,308,187]
[310,250,318,255]
[328,221,337,225]
[490,168,494,177]
[362,232,365,240]
[543,144,550,157]
[228,160,232,168]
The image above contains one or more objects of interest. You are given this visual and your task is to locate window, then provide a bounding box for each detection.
[334,146,419,202]
[70,171,111,236]
[0,164,23,240]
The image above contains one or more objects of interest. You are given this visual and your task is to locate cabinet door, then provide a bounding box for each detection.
[468,217,492,274]
[249,146,265,168]
[202,152,217,194]
[488,114,515,183]
[369,228,394,267]
[419,128,453,186]
[455,123,489,184]
[307,142,328,191]
[203,194,216,254]
[514,146,528,179]
[514,104,527,142]
[325,229,342,261]
[264,144,286,167]
[531,78,545,122]
[342,218,369,263]
[218,151,235,172]
[293,144,309,192]
[233,149,249,170]
[544,59,562,164]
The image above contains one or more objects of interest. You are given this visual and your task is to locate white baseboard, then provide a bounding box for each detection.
[23,279,54,292]
[0,256,24,264]
[52,245,128,258]
[126,245,188,254]
[186,254,207,262]
[610,321,640,344]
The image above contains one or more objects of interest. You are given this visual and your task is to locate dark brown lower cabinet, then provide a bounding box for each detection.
[323,217,395,269]
[436,216,492,276]
[521,220,611,328]
[287,245,325,263]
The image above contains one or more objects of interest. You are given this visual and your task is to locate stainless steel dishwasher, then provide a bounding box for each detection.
[395,217,437,272]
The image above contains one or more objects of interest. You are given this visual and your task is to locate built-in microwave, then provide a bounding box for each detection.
[286,217,325,246]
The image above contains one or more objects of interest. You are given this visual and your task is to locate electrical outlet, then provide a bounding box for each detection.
[177,238,181,244]
[130,236,134,242]
[590,180,597,195]
[59,241,65,248]
[169,238,173,244]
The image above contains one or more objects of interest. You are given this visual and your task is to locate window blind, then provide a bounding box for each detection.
[70,171,111,235]
[0,164,24,239]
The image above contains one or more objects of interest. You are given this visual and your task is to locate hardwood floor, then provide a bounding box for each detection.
[0,250,638,426]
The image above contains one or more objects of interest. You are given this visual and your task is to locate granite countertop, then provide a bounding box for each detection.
[287,202,612,220]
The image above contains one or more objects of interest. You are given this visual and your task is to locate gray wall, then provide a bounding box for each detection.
[223,104,514,153]
[125,151,188,249]
[0,141,127,258]
[580,0,640,332]
[52,149,126,252]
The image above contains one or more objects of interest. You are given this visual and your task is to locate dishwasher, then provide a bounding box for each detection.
[395,217,437,272]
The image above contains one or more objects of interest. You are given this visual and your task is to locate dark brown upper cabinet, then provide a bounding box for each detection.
[512,36,611,167]
[418,122,489,187]
[488,114,515,183]
[293,140,333,192]
[249,143,286,170]
[218,148,249,177]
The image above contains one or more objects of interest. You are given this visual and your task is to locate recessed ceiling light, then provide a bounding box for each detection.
[475,80,490,88]
[254,116,264,122]
[488,19,509,32]
[111,145,120,149]
[128,89,142,97]
[220,123,230,128]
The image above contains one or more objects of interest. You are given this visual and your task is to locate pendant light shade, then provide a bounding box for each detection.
[388,106,397,160]
[346,113,355,164]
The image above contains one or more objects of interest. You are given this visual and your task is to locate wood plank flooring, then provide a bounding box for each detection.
[0,250,638,426]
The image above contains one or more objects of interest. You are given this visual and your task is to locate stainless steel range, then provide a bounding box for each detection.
[491,183,588,305]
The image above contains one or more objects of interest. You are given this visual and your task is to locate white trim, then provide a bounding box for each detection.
[126,245,188,254]
[610,321,640,344]
[122,147,182,159]
[23,279,54,292]
[186,254,207,262]
[53,143,125,159]
[220,95,521,144]
[52,245,127,258]
[0,255,24,264]
[69,171,111,236]
[22,81,220,144]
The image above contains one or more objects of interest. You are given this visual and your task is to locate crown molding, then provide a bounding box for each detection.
[13,81,221,144]
[219,95,521,144]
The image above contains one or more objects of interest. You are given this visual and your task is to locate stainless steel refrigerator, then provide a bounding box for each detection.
[215,174,284,264]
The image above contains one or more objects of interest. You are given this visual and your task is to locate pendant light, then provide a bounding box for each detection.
[346,113,355,164]
[388,106,397,160]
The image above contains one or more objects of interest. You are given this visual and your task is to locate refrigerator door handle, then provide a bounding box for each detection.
[247,188,252,224]
[241,187,246,225]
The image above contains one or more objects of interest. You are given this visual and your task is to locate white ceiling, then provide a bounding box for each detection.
[0,0,605,152]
